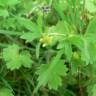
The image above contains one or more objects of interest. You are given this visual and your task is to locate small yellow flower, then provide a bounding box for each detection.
[40,34,53,47]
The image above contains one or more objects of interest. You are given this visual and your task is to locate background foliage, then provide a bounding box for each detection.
[0,0,96,96]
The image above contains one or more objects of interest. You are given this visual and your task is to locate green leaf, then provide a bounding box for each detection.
[20,32,41,42]
[55,21,74,35]
[68,34,96,65]
[85,0,96,13]
[2,44,20,62]
[88,44,96,63]
[2,44,22,70]
[19,51,33,68]
[35,50,68,91]
[82,18,96,64]
[85,19,96,43]
[85,18,96,35]
[87,84,96,96]
[0,87,14,96]
[64,42,72,61]
[81,38,90,65]
[17,17,38,32]
[48,21,75,42]
[81,38,96,65]
[2,44,32,70]
[68,35,84,50]
[57,41,65,49]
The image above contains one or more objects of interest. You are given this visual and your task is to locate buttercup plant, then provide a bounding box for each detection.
[0,0,96,96]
